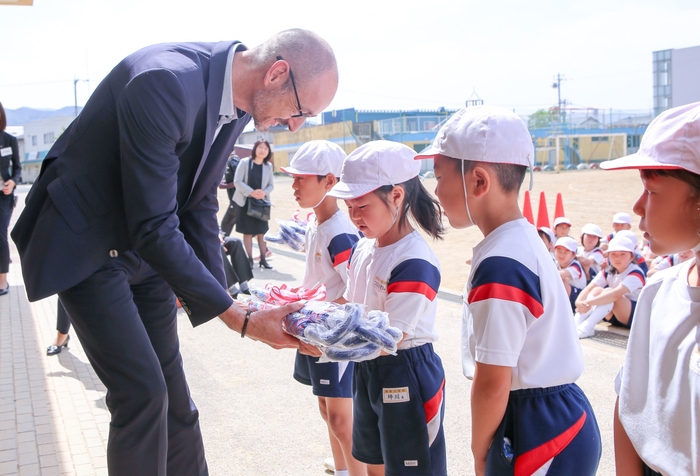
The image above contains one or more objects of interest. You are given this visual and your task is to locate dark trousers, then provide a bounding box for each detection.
[0,194,13,274]
[222,236,253,287]
[220,201,238,237]
[56,298,71,334]
[58,251,208,476]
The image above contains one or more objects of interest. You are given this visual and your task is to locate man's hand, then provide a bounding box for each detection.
[250,189,266,199]
[2,180,15,195]
[219,302,305,350]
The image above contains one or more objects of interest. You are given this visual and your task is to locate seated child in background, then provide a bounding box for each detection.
[601,212,632,251]
[554,237,587,312]
[280,140,364,476]
[647,249,694,277]
[537,226,555,260]
[425,105,601,476]
[574,236,646,338]
[328,140,447,476]
[577,223,605,282]
[616,229,649,276]
[553,216,572,239]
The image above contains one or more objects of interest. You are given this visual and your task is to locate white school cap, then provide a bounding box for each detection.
[553,216,572,227]
[415,105,534,168]
[281,140,346,177]
[537,226,555,243]
[554,236,578,253]
[607,236,636,254]
[581,223,603,238]
[327,140,420,200]
[616,230,638,248]
[612,212,632,225]
[601,101,700,175]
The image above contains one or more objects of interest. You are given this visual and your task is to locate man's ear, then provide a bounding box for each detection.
[263,58,289,89]
[468,165,491,198]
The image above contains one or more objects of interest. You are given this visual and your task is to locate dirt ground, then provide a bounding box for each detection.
[218,168,644,293]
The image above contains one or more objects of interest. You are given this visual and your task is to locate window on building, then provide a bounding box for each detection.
[591,136,609,142]
[31,135,37,146]
[43,132,55,144]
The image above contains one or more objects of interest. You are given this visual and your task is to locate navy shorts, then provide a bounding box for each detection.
[606,300,637,329]
[293,351,353,398]
[352,343,447,476]
[568,287,582,313]
[486,383,601,476]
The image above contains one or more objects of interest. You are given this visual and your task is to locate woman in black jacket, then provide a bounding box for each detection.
[0,102,21,296]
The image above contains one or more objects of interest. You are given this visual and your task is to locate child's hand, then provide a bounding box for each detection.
[576,301,591,313]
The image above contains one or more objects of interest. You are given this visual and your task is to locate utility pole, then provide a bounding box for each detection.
[551,73,565,123]
[73,78,89,117]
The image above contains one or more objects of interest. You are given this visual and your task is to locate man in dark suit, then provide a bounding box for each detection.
[11,29,336,476]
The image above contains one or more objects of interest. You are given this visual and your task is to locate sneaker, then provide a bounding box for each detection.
[323,457,335,473]
[577,327,595,339]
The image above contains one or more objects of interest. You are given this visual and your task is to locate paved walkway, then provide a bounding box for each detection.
[0,184,627,475]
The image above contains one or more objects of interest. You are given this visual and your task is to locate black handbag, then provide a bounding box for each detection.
[246,197,271,221]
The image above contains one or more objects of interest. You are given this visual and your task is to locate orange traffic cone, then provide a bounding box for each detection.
[522,190,534,225]
[554,192,565,219]
[536,191,550,229]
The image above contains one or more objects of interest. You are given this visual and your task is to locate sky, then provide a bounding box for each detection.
[1,0,699,118]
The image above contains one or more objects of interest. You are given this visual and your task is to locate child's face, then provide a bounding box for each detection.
[291,174,328,209]
[612,222,631,233]
[582,233,599,251]
[609,251,634,272]
[634,172,699,255]
[345,191,398,240]
[554,247,575,266]
[433,155,471,228]
[555,224,571,238]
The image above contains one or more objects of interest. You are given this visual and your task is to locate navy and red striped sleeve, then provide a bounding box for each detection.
[387,259,440,301]
[626,269,646,286]
[570,261,583,279]
[468,256,544,318]
[327,233,359,267]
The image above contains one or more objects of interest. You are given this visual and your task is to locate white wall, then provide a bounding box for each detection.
[672,45,700,108]
[23,115,75,157]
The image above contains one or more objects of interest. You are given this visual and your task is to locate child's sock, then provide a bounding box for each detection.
[574,309,591,326]
[577,302,614,336]
[335,470,349,476]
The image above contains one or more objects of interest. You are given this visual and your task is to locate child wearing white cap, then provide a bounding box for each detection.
[537,226,556,260]
[600,101,700,475]
[552,216,572,239]
[601,212,632,251]
[615,229,650,276]
[280,141,363,476]
[327,140,447,475]
[577,223,605,281]
[574,235,646,338]
[422,105,601,476]
[554,236,587,312]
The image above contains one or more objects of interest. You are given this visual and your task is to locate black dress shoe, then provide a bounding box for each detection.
[47,335,70,356]
[0,284,9,296]
[259,259,272,269]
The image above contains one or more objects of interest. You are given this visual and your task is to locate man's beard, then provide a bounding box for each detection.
[251,89,287,132]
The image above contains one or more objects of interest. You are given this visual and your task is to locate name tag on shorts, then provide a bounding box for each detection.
[404,460,418,467]
[0,147,11,157]
[383,387,410,403]
[319,379,330,385]
[690,345,700,376]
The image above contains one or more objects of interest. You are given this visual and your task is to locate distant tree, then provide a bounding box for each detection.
[528,109,554,129]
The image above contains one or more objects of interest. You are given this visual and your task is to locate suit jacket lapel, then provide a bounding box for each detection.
[188,40,239,199]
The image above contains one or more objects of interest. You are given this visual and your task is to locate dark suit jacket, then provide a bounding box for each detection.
[0,131,22,185]
[11,41,250,326]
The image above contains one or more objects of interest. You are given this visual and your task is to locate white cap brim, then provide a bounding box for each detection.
[415,146,440,161]
[280,166,317,176]
[600,152,686,171]
[327,182,380,200]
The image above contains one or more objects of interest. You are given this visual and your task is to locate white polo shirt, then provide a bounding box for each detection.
[462,219,584,390]
[301,210,360,302]
[558,258,587,290]
[344,231,441,350]
[590,263,645,302]
[615,260,700,475]
[579,246,605,276]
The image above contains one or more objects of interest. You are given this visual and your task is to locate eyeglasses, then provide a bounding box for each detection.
[277,55,316,118]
